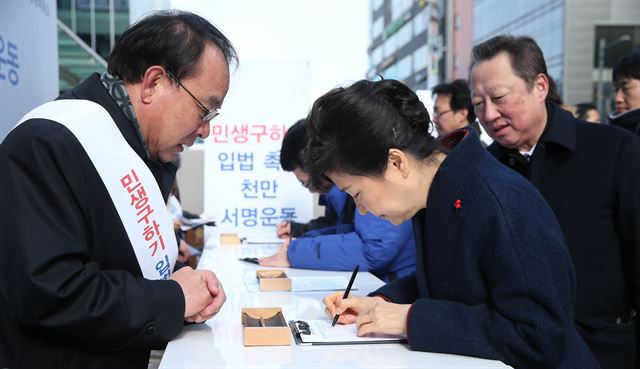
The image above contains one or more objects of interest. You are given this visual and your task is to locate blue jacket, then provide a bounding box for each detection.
[289,186,345,237]
[374,130,599,369]
[302,185,354,237]
[288,186,416,282]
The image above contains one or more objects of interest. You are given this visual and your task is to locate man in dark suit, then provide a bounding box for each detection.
[431,79,482,138]
[0,11,236,369]
[469,34,640,369]
[609,52,640,135]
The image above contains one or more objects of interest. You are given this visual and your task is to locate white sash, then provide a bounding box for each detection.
[17,99,177,280]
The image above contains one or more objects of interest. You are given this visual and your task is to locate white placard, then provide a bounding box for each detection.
[204,61,313,237]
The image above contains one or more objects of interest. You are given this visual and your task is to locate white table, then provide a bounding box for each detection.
[159,231,510,369]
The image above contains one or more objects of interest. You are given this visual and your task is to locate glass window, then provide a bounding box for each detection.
[594,25,638,68]
[391,0,413,20]
[396,23,412,50]
[397,54,412,81]
[371,44,383,66]
[372,0,384,12]
[371,16,384,40]
[383,63,399,81]
[413,8,429,35]
[385,33,398,57]
[413,44,428,72]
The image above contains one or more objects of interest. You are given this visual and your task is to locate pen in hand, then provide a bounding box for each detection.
[285,218,293,245]
[332,264,360,327]
[279,220,291,239]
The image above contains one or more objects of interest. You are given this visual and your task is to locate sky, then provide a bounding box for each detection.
[166,0,370,103]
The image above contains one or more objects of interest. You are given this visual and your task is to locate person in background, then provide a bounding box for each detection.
[167,154,214,266]
[168,154,195,264]
[544,77,578,117]
[261,120,416,282]
[309,79,599,368]
[0,10,236,369]
[470,34,640,369]
[575,102,601,123]
[431,79,482,137]
[560,102,577,117]
[275,119,348,239]
[609,52,640,135]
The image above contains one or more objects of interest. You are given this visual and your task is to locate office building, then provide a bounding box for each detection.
[367,0,446,91]
[473,0,640,116]
[443,0,473,81]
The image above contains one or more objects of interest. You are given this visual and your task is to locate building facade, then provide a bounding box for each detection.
[473,0,640,117]
[444,0,473,81]
[367,0,445,91]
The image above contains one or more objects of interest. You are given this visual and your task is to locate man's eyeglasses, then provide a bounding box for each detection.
[433,109,452,118]
[166,70,219,122]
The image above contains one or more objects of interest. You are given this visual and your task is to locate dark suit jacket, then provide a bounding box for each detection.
[610,107,640,136]
[488,104,640,369]
[0,74,185,369]
[374,130,599,369]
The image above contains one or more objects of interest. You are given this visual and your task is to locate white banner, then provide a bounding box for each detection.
[18,100,177,280]
[0,0,58,142]
[204,61,313,237]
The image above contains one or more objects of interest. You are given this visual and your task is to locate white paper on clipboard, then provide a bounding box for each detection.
[289,319,405,345]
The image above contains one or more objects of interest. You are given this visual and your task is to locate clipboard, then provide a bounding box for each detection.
[289,319,406,346]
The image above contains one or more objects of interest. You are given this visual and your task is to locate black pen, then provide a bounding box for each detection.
[238,257,260,265]
[285,220,292,243]
[332,264,359,327]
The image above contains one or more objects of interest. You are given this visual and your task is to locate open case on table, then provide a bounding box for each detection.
[241,307,291,346]
[256,269,292,291]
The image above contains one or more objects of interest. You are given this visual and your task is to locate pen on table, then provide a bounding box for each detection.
[332,264,360,327]
[238,257,260,265]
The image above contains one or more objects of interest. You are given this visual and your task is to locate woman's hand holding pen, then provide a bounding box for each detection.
[323,294,410,336]
[276,221,291,239]
[258,238,291,267]
[324,293,384,324]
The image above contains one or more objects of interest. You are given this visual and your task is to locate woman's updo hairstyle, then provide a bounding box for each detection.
[304,79,443,192]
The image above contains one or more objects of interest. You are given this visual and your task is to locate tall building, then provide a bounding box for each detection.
[443,0,473,81]
[473,0,640,117]
[367,0,446,91]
